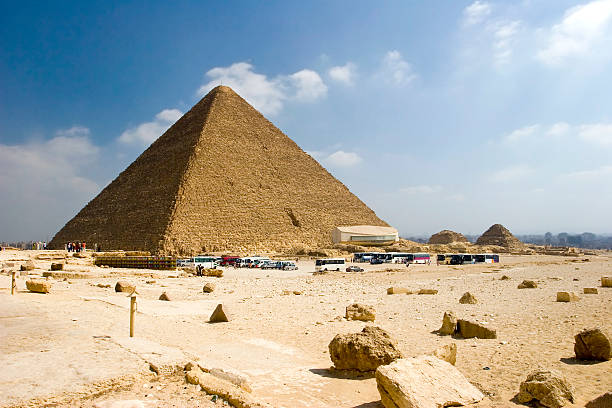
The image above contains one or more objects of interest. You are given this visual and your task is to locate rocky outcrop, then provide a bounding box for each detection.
[518,280,537,289]
[476,224,524,248]
[517,369,575,408]
[328,326,402,372]
[586,392,612,408]
[574,328,611,361]
[345,303,375,322]
[375,355,484,408]
[428,230,468,245]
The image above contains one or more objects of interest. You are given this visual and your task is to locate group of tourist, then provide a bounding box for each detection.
[31,241,47,250]
[66,242,86,252]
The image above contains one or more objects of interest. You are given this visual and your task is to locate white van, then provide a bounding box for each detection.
[315,258,346,272]
[194,256,217,270]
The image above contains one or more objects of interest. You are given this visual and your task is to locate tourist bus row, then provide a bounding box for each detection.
[353,252,499,265]
[178,255,298,271]
[437,253,500,265]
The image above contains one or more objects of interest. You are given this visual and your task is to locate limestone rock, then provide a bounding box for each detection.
[201,268,223,277]
[556,292,580,302]
[20,260,35,271]
[115,281,136,293]
[601,276,612,287]
[439,311,457,336]
[26,279,51,294]
[50,263,64,271]
[586,392,612,408]
[517,369,575,408]
[375,355,484,408]
[203,282,216,293]
[583,287,598,294]
[500,275,510,280]
[387,287,412,295]
[328,326,402,372]
[518,280,537,289]
[457,319,497,339]
[428,230,468,244]
[459,292,478,304]
[345,303,376,322]
[159,292,171,301]
[574,328,611,361]
[432,343,457,365]
[418,288,438,295]
[209,304,230,323]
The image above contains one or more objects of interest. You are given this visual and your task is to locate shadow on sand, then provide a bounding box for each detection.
[309,368,374,381]
[559,357,603,365]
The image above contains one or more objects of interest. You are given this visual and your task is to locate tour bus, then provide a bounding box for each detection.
[220,256,240,267]
[353,252,376,263]
[436,254,455,265]
[406,253,431,264]
[474,254,500,263]
[315,258,346,272]
[193,255,218,271]
[461,254,476,264]
[379,252,411,263]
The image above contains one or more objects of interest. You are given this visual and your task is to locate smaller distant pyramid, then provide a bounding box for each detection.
[476,224,523,248]
[428,230,468,245]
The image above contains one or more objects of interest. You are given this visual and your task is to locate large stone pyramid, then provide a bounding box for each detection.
[50,86,388,255]
[428,229,468,245]
[476,224,523,248]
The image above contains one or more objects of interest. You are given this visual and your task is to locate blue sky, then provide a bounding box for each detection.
[1,1,612,241]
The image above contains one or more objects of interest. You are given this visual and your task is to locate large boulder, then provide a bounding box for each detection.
[345,303,376,322]
[459,292,478,304]
[50,263,64,271]
[601,276,612,287]
[438,311,457,336]
[203,282,216,293]
[329,326,402,372]
[574,328,611,361]
[387,287,412,295]
[20,260,35,271]
[428,230,468,245]
[586,392,612,408]
[159,292,171,301]
[375,355,484,408]
[457,320,497,339]
[517,369,575,408]
[583,287,598,294]
[26,279,51,294]
[115,281,136,293]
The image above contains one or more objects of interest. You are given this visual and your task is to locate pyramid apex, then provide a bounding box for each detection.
[209,85,237,95]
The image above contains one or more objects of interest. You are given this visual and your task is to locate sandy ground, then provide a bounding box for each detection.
[0,250,611,407]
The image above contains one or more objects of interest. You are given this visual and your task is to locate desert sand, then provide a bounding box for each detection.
[1,249,611,407]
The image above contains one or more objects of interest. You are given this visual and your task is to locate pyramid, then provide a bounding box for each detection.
[49,86,388,255]
[475,224,524,248]
[428,229,468,245]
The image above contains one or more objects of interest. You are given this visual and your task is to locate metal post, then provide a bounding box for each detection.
[11,271,16,295]
[129,295,137,337]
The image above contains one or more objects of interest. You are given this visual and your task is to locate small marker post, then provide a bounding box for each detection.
[11,271,16,295]
[129,292,137,337]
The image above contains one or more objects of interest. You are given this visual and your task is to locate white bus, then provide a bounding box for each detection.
[193,256,218,274]
[315,258,346,272]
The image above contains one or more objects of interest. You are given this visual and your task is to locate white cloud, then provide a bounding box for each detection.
[504,124,540,143]
[322,150,363,168]
[488,164,533,182]
[289,69,328,101]
[197,62,326,115]
[537,0,612,64]
[578,123,612,145]
[119,108,183,146]
[564,165,612,180]
[0,129,101,240]
[546,122,571,137]
[399,185,442,194]
[463,1,492,26]
[493,21,521,65]
[328,62,357,85]
[381,51,416,86]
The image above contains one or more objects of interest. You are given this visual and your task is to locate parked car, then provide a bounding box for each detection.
[370,258,384,265]
[280,261,298,270]
[260,261,279,269]
[346,266,364,272]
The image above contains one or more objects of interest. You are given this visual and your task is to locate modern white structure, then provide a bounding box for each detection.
[332,225,399,246]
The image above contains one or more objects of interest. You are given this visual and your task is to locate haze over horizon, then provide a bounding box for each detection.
[2,1,612,241]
